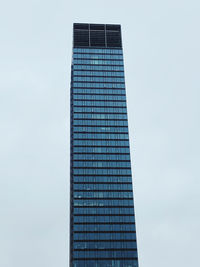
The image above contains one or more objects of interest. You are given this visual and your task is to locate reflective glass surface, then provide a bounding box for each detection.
[71,43,138,266]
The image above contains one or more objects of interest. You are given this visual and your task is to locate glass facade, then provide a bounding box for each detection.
[70,23,139,267]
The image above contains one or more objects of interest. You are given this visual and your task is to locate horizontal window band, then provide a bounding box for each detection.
[73,141,128,142]
[73,57,123,61]
[73,182,132,184]
[72,87,125,90]
[73,106,127,109]
[73,75,124,78]
[72,158,131,162]
[71,198,133,200]
[73,48,122,51]
[72,88,125,91]
[72,170,131,172]
[72,118,127,122]
[73,90,125,94]
[72,97,126,100]
[73,231,136,234]
[73,222,135,225]
[73,193,133,196]
[72,199,134,202]
[73,132,129,135]
[72,147,130,150]
[73,118,127,121]
[73,49,122,53]
[73,249,136,252]
[73,97,126,101]
[72,113,127,116]
[73,69,124,73]
[71,112,127,117]
[73,53,122,56]
[73,118,128,123]
[72,151,130,153]
[72,150,129,152]
[73,167,131,170]
[73,112,127,115]
[73,47,122,49]
[72,98,126,101]
[72,125,128,128]
[73,58,123,62]
[72,179,132,181]
[72,99,126,102]
[73,146,129,149]
[73,206,134,208]
[72,93,126,96]
[73,174,131,177]
[73,190,132,192]
[71,139,129,141]
[73,50,122,53]
[73,137,129,140]
[72,257,138,260]
[73,139,129,142]
[71,126,128,130]
[71,80,125,83]
[73,56,123,60]
[72,141,129,143]
[71,239,136,243]
[73,160,130,162]
[73,100,126,104]
[72,214,134,217]
[73,81,125,85]
[73,64,124,67]
[73,198,133,201]
[72,201,133,204]
[72,148,130,152]
[73,153,130,155]
[71,206,134,209]
[72,100,126,103]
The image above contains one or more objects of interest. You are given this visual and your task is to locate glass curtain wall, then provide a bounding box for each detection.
[70,23,139,267]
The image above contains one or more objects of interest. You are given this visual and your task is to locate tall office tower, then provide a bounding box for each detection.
[70,23,139,267]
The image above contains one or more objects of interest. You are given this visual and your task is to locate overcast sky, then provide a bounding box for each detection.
[0,0,200,266]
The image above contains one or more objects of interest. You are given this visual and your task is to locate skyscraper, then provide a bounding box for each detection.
[70,23,139,267]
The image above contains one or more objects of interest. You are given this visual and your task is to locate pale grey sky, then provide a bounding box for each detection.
[0,0,200,266]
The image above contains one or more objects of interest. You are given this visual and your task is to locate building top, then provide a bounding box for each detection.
[73,23,122,48]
